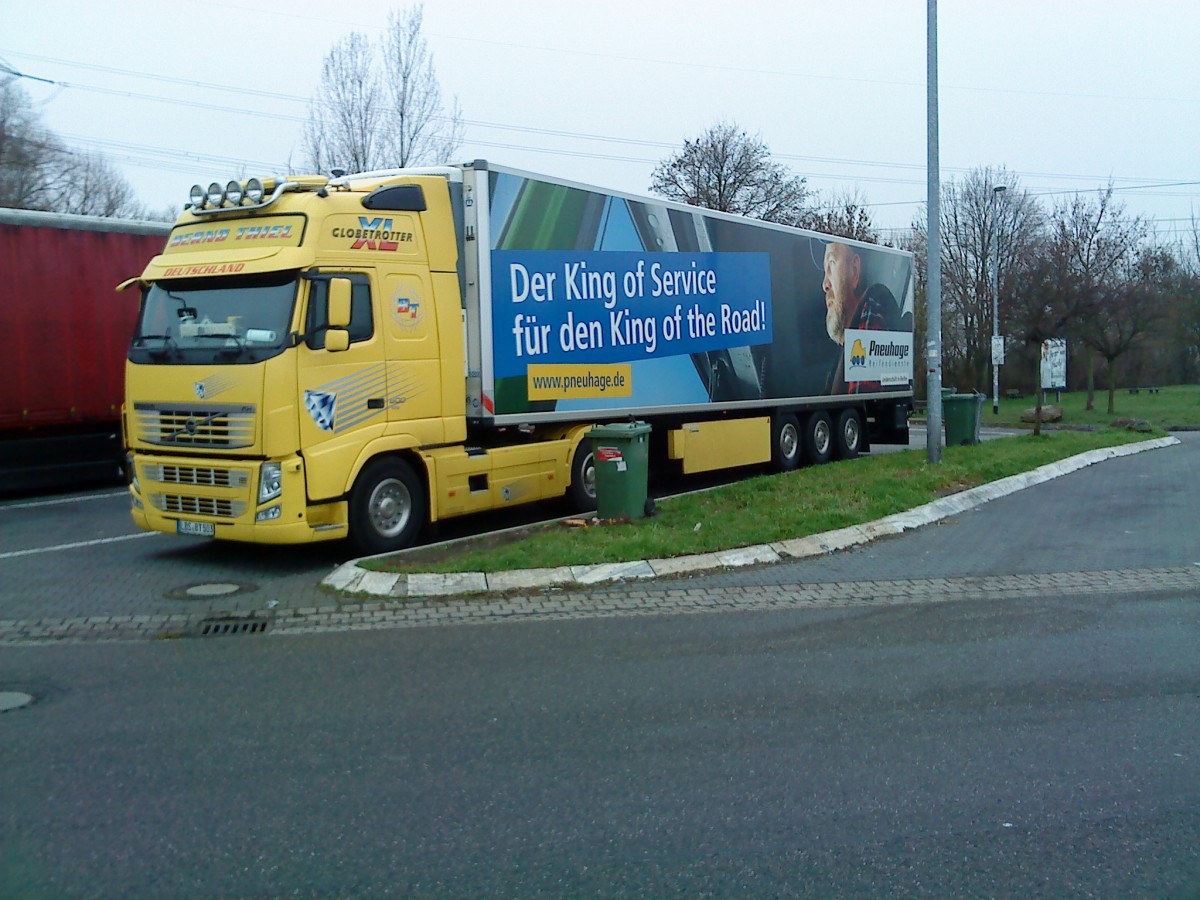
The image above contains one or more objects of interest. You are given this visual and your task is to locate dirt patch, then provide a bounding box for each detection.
[932,479,977,498]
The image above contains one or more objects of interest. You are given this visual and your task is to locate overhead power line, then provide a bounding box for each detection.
[7,49,1198,193]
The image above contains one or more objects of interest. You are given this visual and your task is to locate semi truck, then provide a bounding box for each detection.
[124,161,914,554]
[0,208,169,493]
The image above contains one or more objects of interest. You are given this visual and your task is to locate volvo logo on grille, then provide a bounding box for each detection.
[185,419,199,435]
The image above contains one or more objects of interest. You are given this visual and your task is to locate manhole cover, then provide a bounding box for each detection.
[167,582,259,602]
[0,692,35,712]
[186,583,242,597]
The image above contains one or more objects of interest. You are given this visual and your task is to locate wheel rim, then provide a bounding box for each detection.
[813,419,832,456]
[368,477,412,538]
[780,423,799,461]
[843,416,861,451]
[581,453,597,500]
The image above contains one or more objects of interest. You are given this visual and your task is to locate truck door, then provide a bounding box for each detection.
[379,267,443,436]
[296,271,387,500]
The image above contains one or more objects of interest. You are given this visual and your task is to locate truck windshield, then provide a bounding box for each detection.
[129,270,298,364]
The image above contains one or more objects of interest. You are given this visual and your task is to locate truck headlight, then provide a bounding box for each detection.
[259,462,283,503]
[256,504,281,522]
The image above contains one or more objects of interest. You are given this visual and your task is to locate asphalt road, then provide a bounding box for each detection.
[3,591,1197,897]
[2,429,1197,896]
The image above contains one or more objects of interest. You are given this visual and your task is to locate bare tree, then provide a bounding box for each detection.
[910,166,1043,391]
[303,32,386,174]
[650,122,811,224]
[1,76,146,216]
[1177,217,1200,380]
[796,188,879,243]
[0,76,62,210]
[1051,185,1148,408]
[1007,236,1091,433]
[380,5,464,166]
[51,150,147,218]
[301,4,463,174]
[1081,247,1169,414]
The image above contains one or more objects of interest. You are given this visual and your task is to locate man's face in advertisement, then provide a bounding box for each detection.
[822,242,862,345]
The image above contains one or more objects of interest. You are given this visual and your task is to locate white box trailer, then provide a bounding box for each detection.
[457,162,914,468]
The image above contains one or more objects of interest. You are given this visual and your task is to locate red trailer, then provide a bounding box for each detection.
[0,209,168,493]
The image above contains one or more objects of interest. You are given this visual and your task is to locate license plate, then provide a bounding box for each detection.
[176,519,215,537]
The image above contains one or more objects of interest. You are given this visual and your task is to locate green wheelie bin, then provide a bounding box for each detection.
[943,392,985,445]
[587,422,652,520]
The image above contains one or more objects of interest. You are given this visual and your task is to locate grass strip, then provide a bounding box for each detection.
[371,428,1162,575]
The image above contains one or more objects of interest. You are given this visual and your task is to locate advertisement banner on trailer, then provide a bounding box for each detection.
[486,170,915,417]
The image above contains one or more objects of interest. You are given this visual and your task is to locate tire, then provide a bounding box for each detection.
[349,457,426,556]
[566,439,597,512]
[834,408,863,460]
[804,411,834,466]
[771,412,801,471]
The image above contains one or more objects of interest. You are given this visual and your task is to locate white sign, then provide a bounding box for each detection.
[1041,339,1067,389]
[843,330,913,386]
[991,335,1006,366]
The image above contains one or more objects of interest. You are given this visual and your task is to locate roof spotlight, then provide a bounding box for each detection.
[206,182,225,207]
[225,180,244,205]
[245,177,265,203]
[189,184,206,208]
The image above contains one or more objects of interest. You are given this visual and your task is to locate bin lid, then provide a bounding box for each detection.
[588,421,652,438]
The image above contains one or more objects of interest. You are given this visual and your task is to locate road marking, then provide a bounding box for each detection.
[0,490,128,512]
[0,531,160,560]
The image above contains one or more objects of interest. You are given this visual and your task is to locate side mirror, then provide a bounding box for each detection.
[328,277,352,329]
[324,329,350,353]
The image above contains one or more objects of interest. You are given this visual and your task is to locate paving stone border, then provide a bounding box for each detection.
[5,566,1199,645]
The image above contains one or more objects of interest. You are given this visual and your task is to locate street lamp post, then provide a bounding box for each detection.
[991,185,1007,415]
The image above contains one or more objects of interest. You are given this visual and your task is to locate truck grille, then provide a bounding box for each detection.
[151,494,245,518]
[134,402,256,449]
[143,464,248,488]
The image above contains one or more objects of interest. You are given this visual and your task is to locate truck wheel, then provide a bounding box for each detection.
[349,457,426,556]
[771,412,801,471]
[804,411,833,465]
[566,439,597,512]
[835,408,863,459]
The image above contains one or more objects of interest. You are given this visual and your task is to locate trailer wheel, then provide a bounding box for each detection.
[804,411,834,465]
[835,408,863,459]
[771,412,801,471]
[349,457,426,556]
[566,439,597,512]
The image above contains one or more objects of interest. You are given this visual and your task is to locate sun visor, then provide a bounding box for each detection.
[142,246,314,280]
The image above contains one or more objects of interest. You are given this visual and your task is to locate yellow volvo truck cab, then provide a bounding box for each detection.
[128,168,588,554]
[126,162,915,554]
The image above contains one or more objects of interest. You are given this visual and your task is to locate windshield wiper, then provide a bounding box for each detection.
[134,334,178,359]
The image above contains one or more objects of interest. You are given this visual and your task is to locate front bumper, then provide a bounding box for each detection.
[128,452,347,545]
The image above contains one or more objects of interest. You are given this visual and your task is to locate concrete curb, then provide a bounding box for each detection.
[323,436,1180,599]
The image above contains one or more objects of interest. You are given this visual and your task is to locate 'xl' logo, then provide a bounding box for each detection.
[351,217,398,251]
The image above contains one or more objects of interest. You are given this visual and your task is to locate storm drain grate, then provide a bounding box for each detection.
[196,616,271,637]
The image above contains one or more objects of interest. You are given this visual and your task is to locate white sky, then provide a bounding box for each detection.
[4,0,1198,240]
